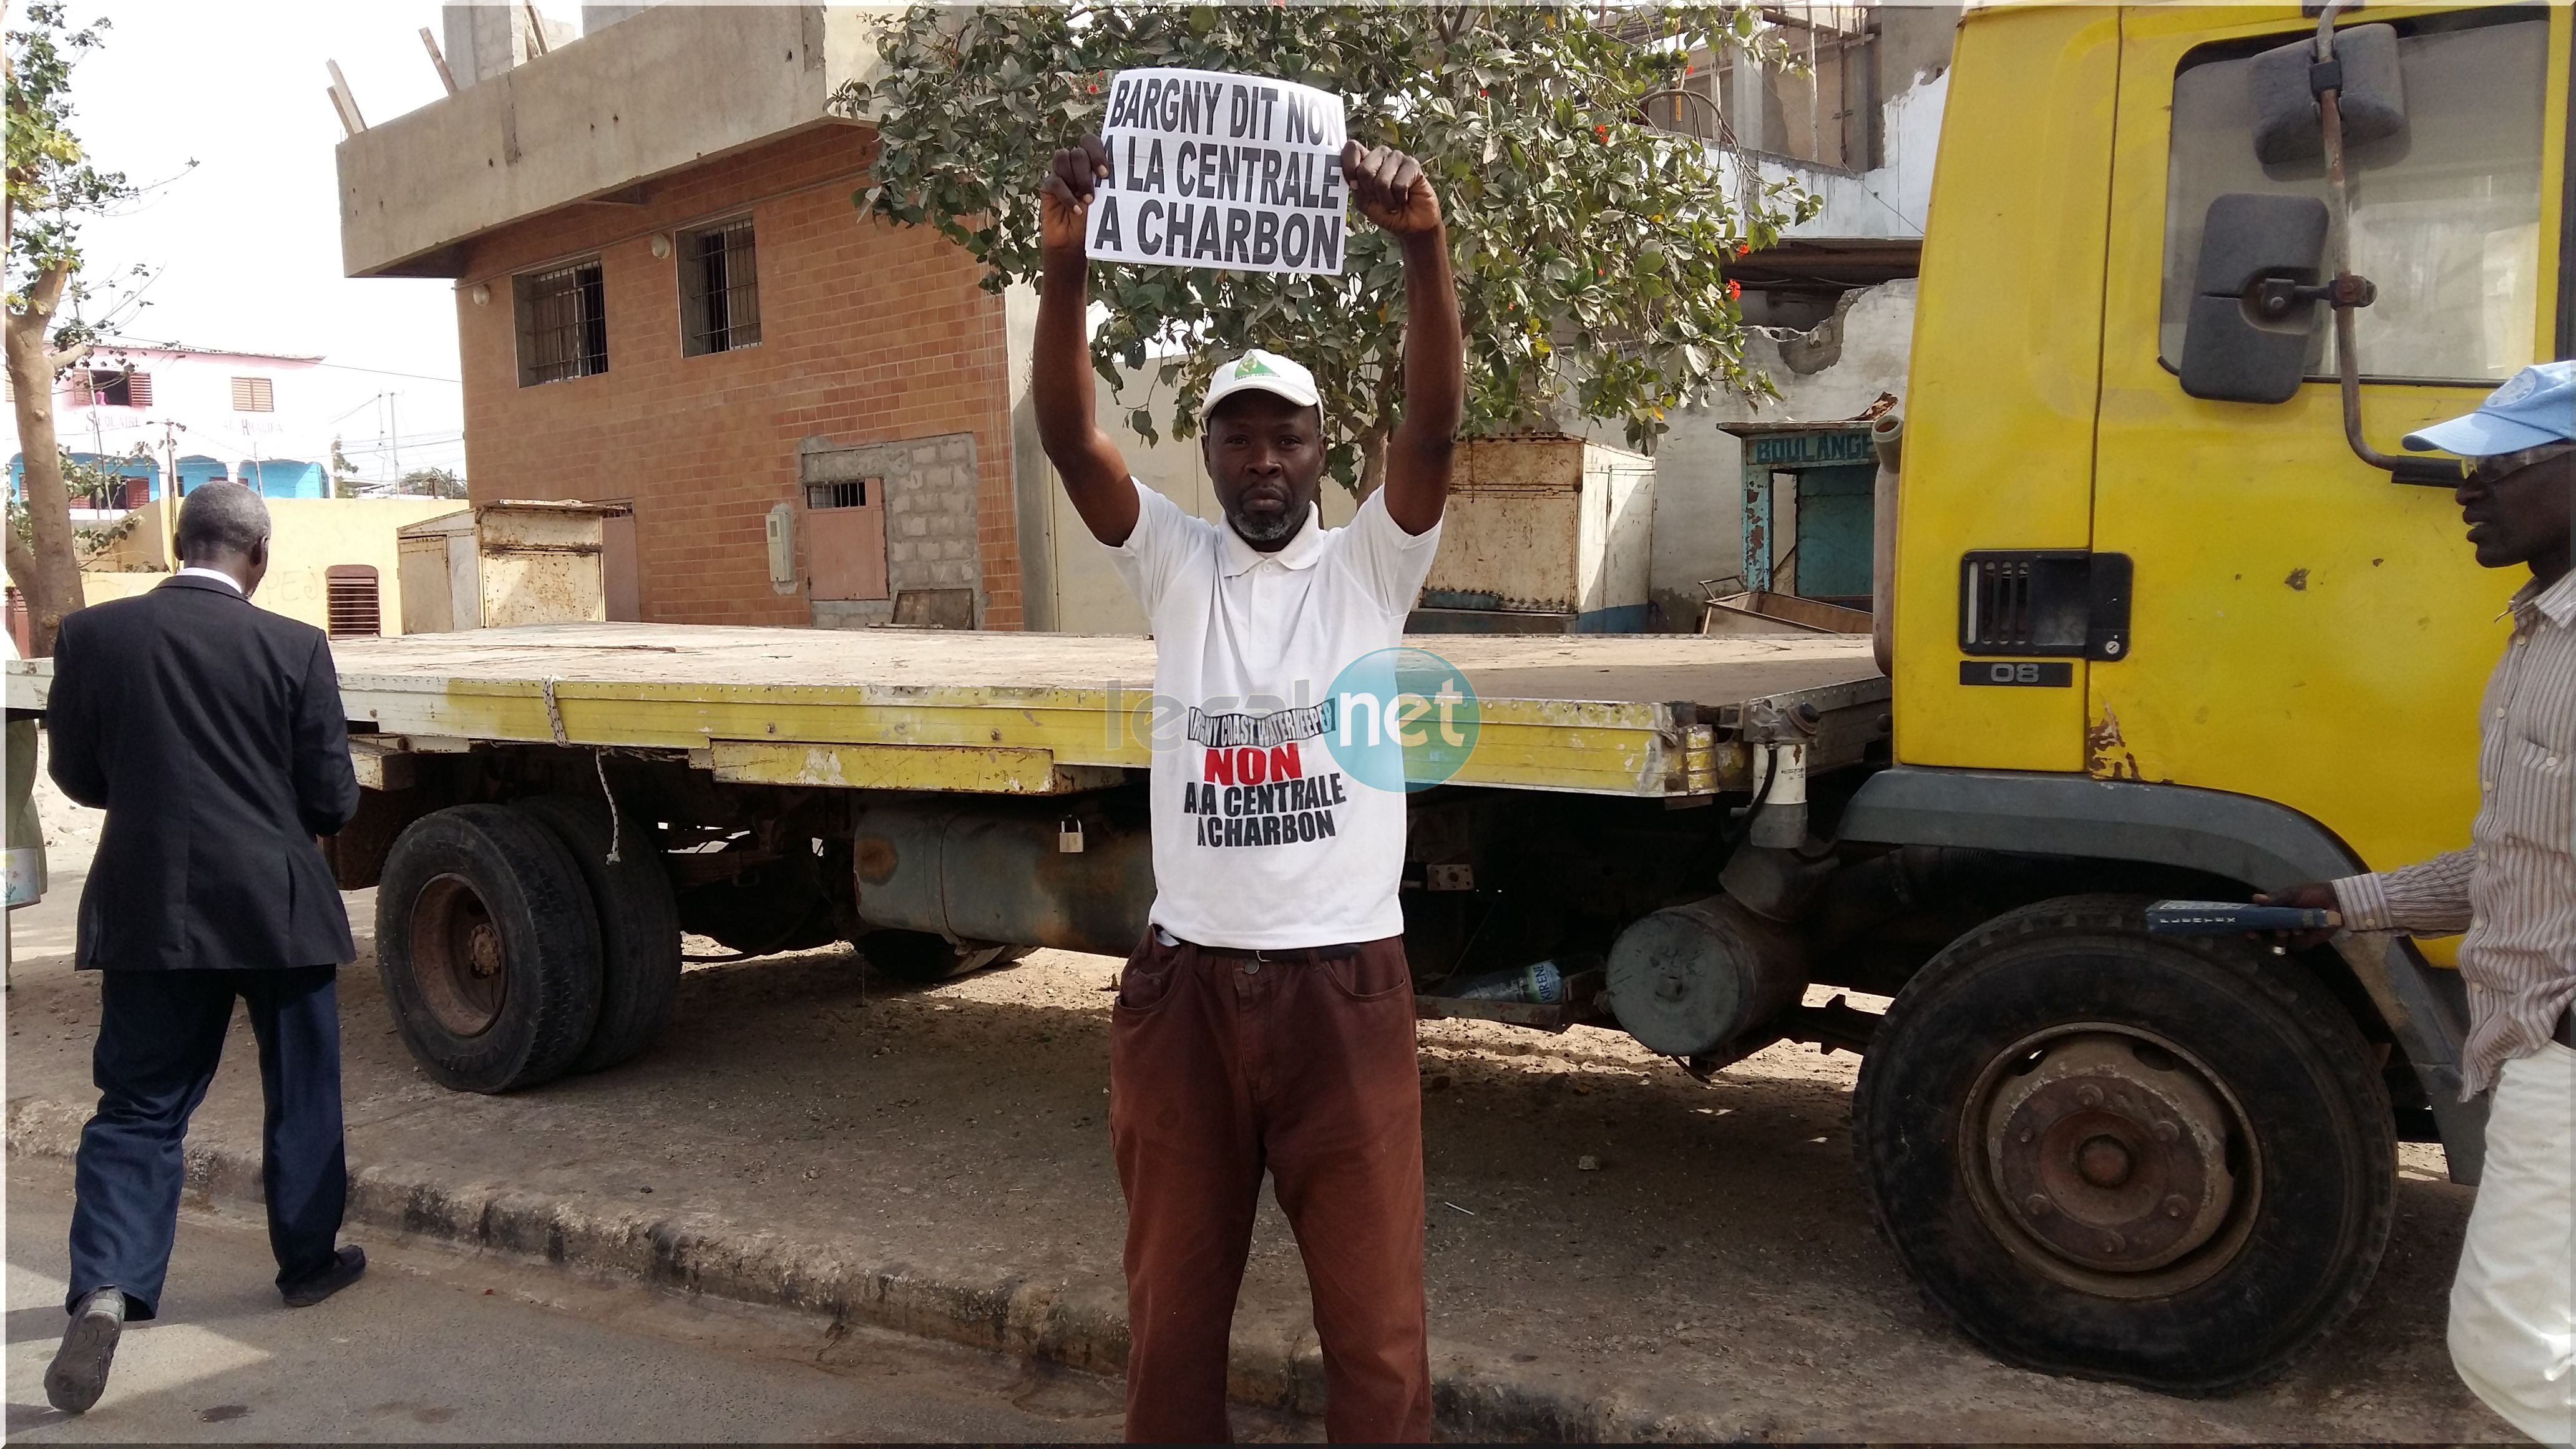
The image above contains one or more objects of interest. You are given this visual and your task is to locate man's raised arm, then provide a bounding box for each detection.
[1033,137,1140,547]
[1342,141,1463,537]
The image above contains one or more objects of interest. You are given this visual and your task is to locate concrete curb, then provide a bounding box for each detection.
[6,1095,1699,1442]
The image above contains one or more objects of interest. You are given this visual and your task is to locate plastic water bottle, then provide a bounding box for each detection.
[1445,959,1565,1004]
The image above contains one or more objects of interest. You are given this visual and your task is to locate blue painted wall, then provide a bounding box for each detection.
[8,452,162,505]
[238,459,326,499]
[176,456,232,494]
[6,454,327,504]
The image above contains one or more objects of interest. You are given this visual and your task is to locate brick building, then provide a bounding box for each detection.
[338,6,1032,630]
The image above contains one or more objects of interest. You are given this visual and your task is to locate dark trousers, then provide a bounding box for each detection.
[67,965,347,1319]
[1109,933,1431,1444]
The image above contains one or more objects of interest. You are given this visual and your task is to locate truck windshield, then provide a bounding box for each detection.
[2159,11,2550,386]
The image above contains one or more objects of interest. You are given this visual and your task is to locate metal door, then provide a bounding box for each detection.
[803,476,888,602]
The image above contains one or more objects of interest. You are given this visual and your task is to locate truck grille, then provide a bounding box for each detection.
[1966,559,2036,648]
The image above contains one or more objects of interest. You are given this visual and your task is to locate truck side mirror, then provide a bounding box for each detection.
[2249,22,2406,166]
[2178,193,2329,404]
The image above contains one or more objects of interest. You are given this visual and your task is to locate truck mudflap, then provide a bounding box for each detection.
[1838,765,2484,1183]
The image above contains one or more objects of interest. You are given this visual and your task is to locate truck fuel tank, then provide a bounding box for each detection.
[851,796,1154,957]
[1603,895,1807,1059]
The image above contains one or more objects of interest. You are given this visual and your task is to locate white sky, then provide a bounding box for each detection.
[63,1,471,483]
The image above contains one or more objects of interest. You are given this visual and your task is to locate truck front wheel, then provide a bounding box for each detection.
[1852,894,2394,1394]
[376,805,605,1093]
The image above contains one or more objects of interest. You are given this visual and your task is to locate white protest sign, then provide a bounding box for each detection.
[1088,68,1349,276]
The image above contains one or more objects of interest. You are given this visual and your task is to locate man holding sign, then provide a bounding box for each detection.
[1033,90,1462,1443]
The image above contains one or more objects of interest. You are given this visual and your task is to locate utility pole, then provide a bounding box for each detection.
[157,418,186,566]
[388,391,401,492]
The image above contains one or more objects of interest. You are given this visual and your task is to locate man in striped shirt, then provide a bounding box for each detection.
[2273,359,2575,1442]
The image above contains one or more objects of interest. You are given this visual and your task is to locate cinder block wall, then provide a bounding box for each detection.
[452,126,1022,629]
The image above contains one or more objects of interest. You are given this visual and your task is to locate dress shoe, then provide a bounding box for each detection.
[45,1287,125,1414]
[281,1245,366,1307]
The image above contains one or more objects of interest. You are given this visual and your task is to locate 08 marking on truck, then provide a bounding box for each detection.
[1958,660,2074,688]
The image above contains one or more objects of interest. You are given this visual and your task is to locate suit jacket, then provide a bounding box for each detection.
[47,575,360,971]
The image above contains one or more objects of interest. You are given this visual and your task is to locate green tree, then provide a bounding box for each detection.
[837,4,1812,492]
[9,451,141,567]
[4,3,140,652]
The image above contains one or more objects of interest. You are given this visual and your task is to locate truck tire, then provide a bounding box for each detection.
[1852,894,2394,1394]
[376,804,604,1094]
[515,794,682,1075]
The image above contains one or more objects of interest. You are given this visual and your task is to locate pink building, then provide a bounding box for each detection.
[6,343,335,517]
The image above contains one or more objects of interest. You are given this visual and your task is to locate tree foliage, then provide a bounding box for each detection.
[4,2,149,651]
[6,452,141,565]
[838,4,1814,487]
[6,4,122,291]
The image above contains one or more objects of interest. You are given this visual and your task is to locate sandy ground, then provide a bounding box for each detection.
[4,753,2517,1442]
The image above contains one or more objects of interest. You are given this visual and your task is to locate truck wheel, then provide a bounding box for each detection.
[515,795,681,1075]
[376,804,604,1093]
[1852,894,2393,1394]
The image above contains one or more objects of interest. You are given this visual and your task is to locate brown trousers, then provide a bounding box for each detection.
[1108,931,1432,1443]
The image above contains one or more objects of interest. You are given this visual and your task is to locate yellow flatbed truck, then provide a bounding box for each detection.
[7,0,2566,1401]
[0,623,1894,1077]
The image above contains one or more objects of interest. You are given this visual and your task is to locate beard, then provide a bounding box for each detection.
[1229,503,1309,546]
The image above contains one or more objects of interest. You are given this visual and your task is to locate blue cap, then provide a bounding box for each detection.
[2403,360,2576,456]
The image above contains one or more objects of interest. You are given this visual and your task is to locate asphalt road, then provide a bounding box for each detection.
[2,1160,1193,1443]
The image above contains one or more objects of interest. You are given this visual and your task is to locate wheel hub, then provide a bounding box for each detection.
[411,874,507,1038]
[1985,1032,2235,1274]
[467,922,504,979]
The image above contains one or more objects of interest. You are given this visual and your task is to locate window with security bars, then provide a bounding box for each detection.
[806,479,872,510]
[516,259,610,386]
[678,217,760,356]
[324,565,382,638]
[230,376,273,412]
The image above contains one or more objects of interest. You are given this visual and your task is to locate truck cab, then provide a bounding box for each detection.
[1837,0,2568,1392]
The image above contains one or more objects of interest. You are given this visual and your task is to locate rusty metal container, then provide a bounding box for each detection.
[394,500,628,633]
[1419,434,1654,632]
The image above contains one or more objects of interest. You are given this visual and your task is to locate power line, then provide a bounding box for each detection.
[339,432,466,452]
[311,361,463,386]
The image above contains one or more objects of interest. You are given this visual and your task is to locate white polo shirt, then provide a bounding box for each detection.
[1108,478,1441,949]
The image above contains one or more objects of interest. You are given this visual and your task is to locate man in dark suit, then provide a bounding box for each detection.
[42,481,368,1414]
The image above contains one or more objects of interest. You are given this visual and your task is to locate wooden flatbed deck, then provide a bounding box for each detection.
[9,625,1885,798]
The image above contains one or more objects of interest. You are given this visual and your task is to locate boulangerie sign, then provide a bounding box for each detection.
[1086,68,1349,276]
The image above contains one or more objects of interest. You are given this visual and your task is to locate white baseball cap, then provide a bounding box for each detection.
[1199,349,1320,423]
